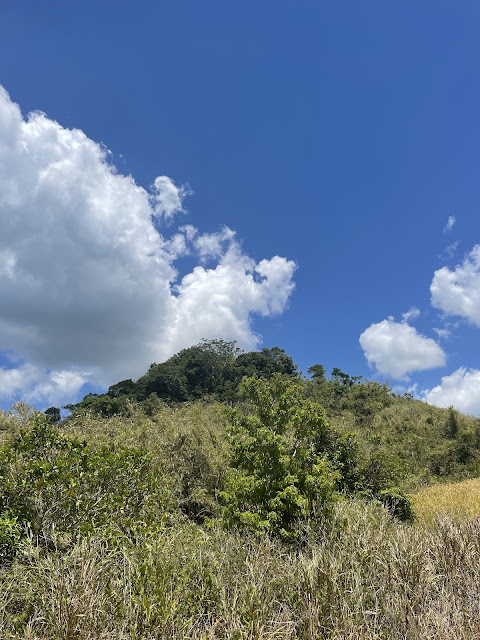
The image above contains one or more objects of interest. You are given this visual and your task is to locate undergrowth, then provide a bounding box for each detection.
[1,503,480,638]
[0,396,479,638]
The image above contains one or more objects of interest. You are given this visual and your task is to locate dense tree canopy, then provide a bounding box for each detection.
[67,340,299,415]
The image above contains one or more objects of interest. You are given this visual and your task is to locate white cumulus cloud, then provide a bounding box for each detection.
[431,245,480,326]
[0,87,296,406]
[359,318,446,380]
[164,250,296,356]
[423,367,480,416]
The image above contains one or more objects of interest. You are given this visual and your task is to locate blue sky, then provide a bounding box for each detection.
[1,1,480,413]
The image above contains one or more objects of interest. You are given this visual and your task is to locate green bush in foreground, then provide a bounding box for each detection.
[222,377,349,538]
[221,375,339,538]
[0,514,22,563]
[0,414,173,552]
[221,375,414,538]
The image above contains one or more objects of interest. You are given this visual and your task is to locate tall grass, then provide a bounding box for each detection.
[2,403,480,638]
[1,502,480,638]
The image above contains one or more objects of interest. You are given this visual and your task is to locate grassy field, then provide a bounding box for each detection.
[2,502,480,639]
[414,477,480,524]
[2,398,480,638]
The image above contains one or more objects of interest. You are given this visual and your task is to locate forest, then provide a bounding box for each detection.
[1,339,480,638]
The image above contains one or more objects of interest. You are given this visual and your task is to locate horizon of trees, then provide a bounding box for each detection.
[61,338,385,418]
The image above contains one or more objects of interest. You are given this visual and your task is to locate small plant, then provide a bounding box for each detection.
[377,488,415,522]
[0,514,22,563]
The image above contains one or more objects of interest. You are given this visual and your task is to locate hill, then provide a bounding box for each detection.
[1,341,480,637]
[65,339,480,493]
[1,396,480,637]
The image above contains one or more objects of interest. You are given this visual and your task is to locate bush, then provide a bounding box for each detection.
[446,406,459,439]
[0,514,22,563]
[221,375,340,538]
[0,413,174,541]
[377,488,415,522]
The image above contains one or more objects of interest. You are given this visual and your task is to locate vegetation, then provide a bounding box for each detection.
[222,375,339,538]
[65,340,298,415]
[1,339,480,637]
[222,375,413,538]
[304,369,480,490]
[64,339,480,490]
[414,477,480,524]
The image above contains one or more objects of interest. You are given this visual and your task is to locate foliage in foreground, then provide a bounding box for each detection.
[222,375,339,538]
[1,357,480,638]
[0,414,174,557]
[222,375,413,538]
[0,379,480,640]
[1,503,480,639]
[0,382,412,565]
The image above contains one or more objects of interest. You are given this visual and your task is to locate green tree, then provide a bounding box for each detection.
[308,364,326,382]
[230,346,298,388]
[68,340,300,413]
[136,339,239,402]
[221,375,339,538]
[107,379,136,398]
[44,407,61,424]
[446,406,459,439]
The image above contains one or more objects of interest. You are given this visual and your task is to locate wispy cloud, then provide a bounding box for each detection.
[441,240,459,260]
[401,307,421,323]
[443,215,456,233]
[433,327,451,339]
[432,320,459,340]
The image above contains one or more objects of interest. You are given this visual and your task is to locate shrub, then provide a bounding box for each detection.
[446,406,459,439]
[0,514,22,563]
[0,413,173,541]
[221,375,340,538]
[377,488,415,522]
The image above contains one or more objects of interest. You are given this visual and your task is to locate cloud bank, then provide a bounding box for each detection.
[359,318,446,380]
[0,87,296,406]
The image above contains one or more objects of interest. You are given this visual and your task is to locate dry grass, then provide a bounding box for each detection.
[413,477,480,524]
[2,502,480,639]
[3,404,480,638]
